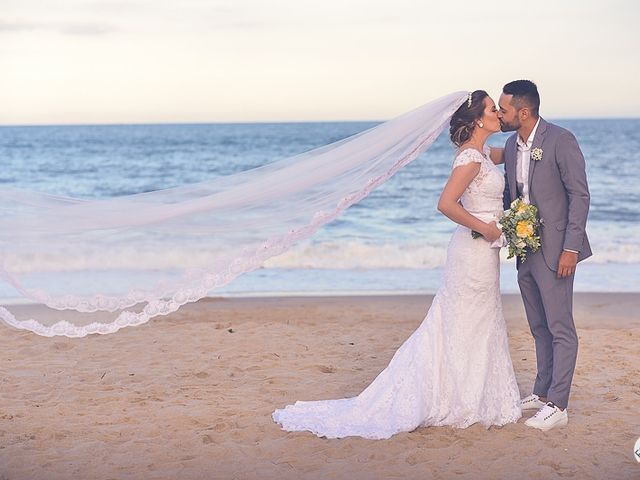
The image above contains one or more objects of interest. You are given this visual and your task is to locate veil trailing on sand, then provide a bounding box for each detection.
[0,91,467,337]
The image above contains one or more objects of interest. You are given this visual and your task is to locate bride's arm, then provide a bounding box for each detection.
[489,147,504,165]
[437,163,501,241]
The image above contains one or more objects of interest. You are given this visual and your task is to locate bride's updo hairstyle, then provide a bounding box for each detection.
[449,90,489,147]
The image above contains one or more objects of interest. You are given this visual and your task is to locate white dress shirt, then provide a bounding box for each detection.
[515,117,540,205]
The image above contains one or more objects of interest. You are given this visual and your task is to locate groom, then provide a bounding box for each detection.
[498,80,591,432]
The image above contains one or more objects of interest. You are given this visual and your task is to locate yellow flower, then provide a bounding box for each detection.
[516,221,534,238]
[516,204,528,214]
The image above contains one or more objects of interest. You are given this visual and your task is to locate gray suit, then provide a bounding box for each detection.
[503,117,591,409]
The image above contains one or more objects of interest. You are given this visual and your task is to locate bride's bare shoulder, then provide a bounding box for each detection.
[455,142,484,156]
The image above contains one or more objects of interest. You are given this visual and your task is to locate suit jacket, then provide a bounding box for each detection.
[502,117,592,271]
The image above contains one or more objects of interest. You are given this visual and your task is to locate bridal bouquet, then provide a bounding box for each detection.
[471,197,542,261]
[500,198,542,261]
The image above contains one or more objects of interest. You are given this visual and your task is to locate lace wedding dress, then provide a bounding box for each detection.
[272,147,522,439]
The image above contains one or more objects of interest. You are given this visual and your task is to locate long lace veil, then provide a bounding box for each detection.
[0,91,467,337]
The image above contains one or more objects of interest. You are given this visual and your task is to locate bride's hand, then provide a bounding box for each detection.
[482,221,502,242]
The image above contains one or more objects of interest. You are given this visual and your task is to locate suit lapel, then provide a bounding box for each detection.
[528,117,548,195]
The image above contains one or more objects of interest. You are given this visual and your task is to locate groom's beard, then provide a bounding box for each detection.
[500,119,520,132]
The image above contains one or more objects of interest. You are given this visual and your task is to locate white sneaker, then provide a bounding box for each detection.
[520,393,546,410]
[524,402,568,431]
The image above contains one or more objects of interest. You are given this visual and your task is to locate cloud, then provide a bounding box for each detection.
[0,19,40,32]
[58,22,116,35]
[0,18,117,35]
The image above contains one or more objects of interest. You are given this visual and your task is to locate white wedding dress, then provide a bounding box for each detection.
[272,147,522,439]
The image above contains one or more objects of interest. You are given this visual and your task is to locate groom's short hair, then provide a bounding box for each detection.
[503,80,540,118]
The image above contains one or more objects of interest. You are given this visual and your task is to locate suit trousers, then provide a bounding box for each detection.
[517,249,578,409]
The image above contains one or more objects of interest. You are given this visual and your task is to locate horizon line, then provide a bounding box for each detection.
[2,115,639,128]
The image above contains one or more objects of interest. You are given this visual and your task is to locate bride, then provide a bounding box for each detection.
[272,90,523,439]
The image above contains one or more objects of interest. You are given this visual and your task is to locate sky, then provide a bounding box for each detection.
[1,0,639,125]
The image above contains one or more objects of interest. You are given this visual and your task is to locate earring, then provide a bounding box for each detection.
[479,122,484,128]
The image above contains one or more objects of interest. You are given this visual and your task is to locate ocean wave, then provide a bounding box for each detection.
[267,240,640,268]
[263,242,447,269]
[3,239,639,274]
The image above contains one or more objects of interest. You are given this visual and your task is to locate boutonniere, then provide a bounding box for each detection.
[531,147,543,161]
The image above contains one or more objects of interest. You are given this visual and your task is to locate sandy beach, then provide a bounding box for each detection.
[0,293,638,479]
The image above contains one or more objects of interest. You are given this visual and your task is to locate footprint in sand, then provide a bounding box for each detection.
[51,341,74,351]
[213,422,227,432]
[316,365,337,373]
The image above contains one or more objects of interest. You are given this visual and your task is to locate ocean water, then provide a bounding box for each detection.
[0,118,638,300]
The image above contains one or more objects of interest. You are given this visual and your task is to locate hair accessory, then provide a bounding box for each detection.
[467,92,473,108]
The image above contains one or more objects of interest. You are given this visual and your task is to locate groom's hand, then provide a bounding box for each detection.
[557,250,578,278]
